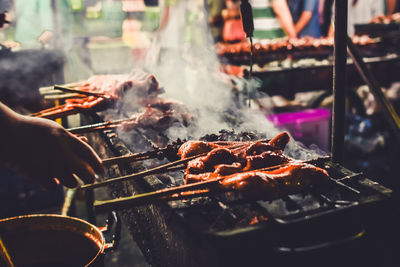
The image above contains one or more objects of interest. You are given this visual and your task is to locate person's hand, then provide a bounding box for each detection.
[2,114,104,190]
[38,30,54,46]
[0,12,10,29]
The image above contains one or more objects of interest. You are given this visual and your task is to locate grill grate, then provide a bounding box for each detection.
[90,120,392,235]
[83,112,395,266]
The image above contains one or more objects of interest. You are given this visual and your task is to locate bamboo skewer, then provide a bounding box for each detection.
[44,93,83,100]
[102,148,172,167]
[100,140,252,167]
[93,156,332,212]
[94,178,225,213]
[29,105,66,117]
[53,85,107,98]
[103,154,157,166]
[39,81,84,94]
[30,107,80,120]
[67,118,132,134]
[80,152,209,190]
[0,235,15,267]
[101,141,251,167]
[83,142,258,190]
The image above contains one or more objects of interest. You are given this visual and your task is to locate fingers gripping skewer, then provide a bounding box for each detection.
[67,119,132,135]
[82,141,261,190]
[80,152,209,190]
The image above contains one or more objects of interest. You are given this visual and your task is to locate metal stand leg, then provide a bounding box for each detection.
[85,189,96,225]
[331,0,348,163]
[346,36,400,143]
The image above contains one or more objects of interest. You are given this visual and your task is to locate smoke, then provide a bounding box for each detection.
[129,1,325,160]
[144,1,240,136]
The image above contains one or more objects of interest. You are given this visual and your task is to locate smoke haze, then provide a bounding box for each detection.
[136,1,326,160]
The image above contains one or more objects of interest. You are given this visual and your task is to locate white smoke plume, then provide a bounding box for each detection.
[127,1,324,160]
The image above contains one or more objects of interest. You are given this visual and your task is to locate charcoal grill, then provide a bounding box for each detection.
[81,111,394,267]
[70,2,400,266]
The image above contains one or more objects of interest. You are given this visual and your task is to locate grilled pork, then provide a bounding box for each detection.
[220,163,330,200]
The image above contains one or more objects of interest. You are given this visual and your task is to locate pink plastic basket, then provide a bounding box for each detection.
[267,108,331,151]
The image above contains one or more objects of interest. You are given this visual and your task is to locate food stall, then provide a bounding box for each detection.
[1,1,400,266]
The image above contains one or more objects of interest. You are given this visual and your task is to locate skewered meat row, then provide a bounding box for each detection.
[75,69,164,98]
[185,150,291,183]
[63,97,195,134]
[87,132,331,210]
[220,163,330,200]
[34,70,164,119]
[216,35,377,58]
[185,142,290,176]
[178,132,289,159]
[182,132,290,179]
[34,95,115,119]
[112,97,194,132]
[370,12,400,24]
[179,132,330,200]
[120,106,173,132]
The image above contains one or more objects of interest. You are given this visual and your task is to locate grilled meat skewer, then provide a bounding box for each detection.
[94,160,331,213]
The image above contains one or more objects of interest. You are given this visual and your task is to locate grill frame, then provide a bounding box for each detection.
[82,112,394,267]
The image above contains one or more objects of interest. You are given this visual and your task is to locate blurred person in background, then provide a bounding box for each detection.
[14,0,72,48]
[152,0,210,64]
[319,0,332,36]
[250,0,296,39]
[327,0,384,36]
[153,0,186,64]
[287,0,322,37]
[207,0,226,42]
[12,0,94,82]
[386,0,400,14]
[347,0,384,36]
[221,0,246,42]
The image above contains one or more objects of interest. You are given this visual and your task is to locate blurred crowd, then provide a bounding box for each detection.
[208,0,400,42]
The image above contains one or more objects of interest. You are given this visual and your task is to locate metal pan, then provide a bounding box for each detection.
[0,213,120,267]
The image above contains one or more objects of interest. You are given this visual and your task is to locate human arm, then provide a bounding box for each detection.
[0,102,104,190]
[294,11,313,35]
[270,0,297,38]
[294,0,318,35]
[157,3,171,33]
[386,0,397,15]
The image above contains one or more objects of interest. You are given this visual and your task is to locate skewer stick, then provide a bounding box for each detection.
[94,156,331,212]
[39,81,84,93]
[101,139,269,166]
[80,152,209,190]
[35,108,78,120]
[83,141,294,190]
[83,142,256,190]
[54,85,107,98]
[44,93,83,100]
[67,118,132,134]
[29,105,66,117]
[0,235,14,267]
[94,178,225,213]
[102,151,163,167]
